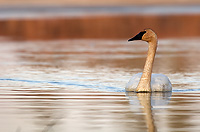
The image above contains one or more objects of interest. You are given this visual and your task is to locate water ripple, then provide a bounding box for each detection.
[0,78,124,92]
[1,78,200,93]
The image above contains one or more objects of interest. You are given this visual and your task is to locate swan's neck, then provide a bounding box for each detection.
[136,40,157,92]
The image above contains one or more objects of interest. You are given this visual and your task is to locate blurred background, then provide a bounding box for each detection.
[0,0,199,40]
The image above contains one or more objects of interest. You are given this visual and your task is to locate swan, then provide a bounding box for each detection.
[125,28,172,92]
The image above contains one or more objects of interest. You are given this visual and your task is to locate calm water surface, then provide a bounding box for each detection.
[0,39,200,132]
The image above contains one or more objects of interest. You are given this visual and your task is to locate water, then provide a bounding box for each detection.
[0,39,200,132]
[0,5,200,19]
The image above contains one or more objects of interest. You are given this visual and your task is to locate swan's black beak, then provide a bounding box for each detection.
[128,31,146,41]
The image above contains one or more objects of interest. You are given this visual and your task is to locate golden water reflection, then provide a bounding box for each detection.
[126,92,172,132]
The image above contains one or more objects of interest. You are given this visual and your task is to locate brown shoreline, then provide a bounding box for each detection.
[0,14,199,40]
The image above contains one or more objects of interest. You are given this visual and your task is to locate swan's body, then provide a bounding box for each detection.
[126,28,172,92]
[126,73,172,92]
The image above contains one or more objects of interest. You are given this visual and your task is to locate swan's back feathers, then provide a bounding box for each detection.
[126,73,172,92]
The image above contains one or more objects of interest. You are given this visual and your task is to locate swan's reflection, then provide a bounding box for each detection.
[126,92,172,132]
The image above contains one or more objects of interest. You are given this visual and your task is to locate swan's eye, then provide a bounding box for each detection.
[139,31,146,36]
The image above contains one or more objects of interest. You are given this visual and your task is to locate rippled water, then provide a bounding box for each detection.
[0,6,200,19]
[0,39,200,132]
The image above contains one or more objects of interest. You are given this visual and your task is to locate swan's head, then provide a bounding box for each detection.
[128,28,157,42]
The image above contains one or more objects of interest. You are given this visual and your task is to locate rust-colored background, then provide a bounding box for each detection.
[0,14,199,40]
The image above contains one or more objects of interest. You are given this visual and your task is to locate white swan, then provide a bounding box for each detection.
[125,28,172,92]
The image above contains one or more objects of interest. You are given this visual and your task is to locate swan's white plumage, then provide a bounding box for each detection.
[125,73,172,92]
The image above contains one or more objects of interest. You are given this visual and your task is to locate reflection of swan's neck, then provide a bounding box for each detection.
[136,39,157,92]
[137,93,157,132]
